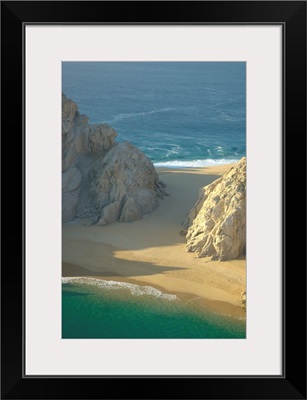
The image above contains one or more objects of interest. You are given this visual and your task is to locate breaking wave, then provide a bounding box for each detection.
[154,158,240,168]
[62,277,177,300]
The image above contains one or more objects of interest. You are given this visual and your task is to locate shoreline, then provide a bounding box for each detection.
[62,262,245,319]
[62,164,246,319]
[153,158,241,169]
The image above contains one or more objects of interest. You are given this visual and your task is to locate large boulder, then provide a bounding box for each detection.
[75,141,166,223]
[62,94,166,224]
[183,157,246,261]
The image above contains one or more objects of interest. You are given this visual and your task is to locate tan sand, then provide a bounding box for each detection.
[62,164,246,318]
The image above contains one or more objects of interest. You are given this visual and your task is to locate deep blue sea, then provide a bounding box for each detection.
[62,62,246,339]
[62,62,246,167]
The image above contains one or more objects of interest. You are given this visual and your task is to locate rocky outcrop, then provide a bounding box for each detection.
[240,291,246,309]
[183,157,246,261]
[62,94,167,224]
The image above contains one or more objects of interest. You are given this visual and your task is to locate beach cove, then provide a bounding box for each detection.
[62,62,246,338]
[62,164,246,324]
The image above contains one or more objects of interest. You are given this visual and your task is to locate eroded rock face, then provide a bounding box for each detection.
[62,94,166,224]
[183,157,246,261]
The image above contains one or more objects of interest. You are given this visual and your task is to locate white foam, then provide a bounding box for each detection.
[62,277,177,300]
[108,107,178,123]
[154,158,240,168]
[165,144,182,157]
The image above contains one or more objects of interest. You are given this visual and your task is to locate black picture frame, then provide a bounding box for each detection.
[1,1,306,399]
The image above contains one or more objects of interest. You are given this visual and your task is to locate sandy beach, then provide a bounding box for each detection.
[62,164,246,318]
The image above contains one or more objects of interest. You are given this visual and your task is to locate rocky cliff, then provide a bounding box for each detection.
[62,94,167,224]
[183,157,246,261]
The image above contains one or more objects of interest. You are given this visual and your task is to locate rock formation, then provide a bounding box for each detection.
[183,157,246,261]
[240,291,246,309]
[62,94,167,224]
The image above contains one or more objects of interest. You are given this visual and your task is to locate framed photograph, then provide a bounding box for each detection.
[1,1,306,399]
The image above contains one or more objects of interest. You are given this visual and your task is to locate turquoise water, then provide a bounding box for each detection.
[62,279,245,339]
[62,62,246,167]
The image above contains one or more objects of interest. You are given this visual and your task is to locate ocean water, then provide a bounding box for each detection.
[62,278,245,339]
[62,62,246,167]
[62,62,246,339]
